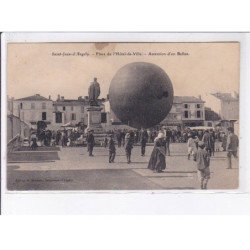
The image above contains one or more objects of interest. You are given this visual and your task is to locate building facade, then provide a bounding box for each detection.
[52,96,87,130]
[106,95,206,128]
[53,95,106,130]
[12,94,54,129]
[161,96,205,127]
[10,94,106,131]
[210,92,239,121]
[9,93,211,135]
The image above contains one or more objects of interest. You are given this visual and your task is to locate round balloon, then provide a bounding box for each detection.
[109,62,174,129]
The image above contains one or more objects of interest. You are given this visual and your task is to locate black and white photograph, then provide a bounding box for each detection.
[5,40,240,191]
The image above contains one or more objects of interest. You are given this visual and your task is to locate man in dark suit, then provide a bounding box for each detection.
[86,130,95,156]
[165,128,172,156]
[108,135,116,163]
[140,128,148,156]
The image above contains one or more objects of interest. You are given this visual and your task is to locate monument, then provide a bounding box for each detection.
[108,62,174,129]
[86,77,103,133]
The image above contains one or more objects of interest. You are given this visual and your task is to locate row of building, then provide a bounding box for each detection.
[8,94,106,131]
[7,91,239,136]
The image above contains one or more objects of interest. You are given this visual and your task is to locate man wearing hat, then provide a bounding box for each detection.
[140,128,149,156]
[226,127,239,169]
[124,131,134,164]
[86,129,95,156]
[108,134,116,163]
[193,141,211,189]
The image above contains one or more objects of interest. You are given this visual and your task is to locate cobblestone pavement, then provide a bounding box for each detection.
[7,143,239,190]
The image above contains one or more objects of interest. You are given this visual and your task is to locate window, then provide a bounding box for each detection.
[71,113,76,120]
[71,106,74,111]
[42,112,47,120]
[31,103,35,109]
[197,110,201,118]
[42,102,46,109]
[63,106,66,111]
[184,111,189,118]
[20,103,23,109]
[184,104,188,109]
[101,113,107,123]
[196,104,201,108]
[55,112,62,123]
[81,106,85,113]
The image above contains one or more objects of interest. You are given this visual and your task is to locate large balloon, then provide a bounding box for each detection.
[109,62,174,129]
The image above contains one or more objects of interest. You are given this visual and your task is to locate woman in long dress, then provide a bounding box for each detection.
[148,132,166,173]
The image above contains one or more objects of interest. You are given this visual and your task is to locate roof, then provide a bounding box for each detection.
[54,98,105,106]
[211,93,238,101]
[16,94,51,101]
[173,96,205,104]
[54,100,85,106]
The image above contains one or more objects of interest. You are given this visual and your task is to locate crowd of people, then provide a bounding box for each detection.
[27,125,239,190]
[28,128,84,150]
[28,126,229,151]
[103,126,238,190]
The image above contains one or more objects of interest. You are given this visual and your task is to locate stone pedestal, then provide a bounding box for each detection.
[86,106,103,133]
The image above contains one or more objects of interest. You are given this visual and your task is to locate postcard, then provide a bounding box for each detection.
[3,39,240,192]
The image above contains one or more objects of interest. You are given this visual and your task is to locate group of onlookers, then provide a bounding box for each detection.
[28,128,84,149]
[186,127,239,189]
[28,124,239,190]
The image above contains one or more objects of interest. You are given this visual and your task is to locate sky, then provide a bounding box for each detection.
[7,42,239,110]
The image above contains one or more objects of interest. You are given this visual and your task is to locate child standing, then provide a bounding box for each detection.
[193,141,211,189]
[108,135,116,163]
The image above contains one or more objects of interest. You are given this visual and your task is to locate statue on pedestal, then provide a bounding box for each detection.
[86,77,103,134]
[88,77,100,106]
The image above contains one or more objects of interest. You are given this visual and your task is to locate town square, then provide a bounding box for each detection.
[7,142,238,190]
[6,42,239,191]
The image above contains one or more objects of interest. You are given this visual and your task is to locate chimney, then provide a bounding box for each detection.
[61,96,65,101]
[49,95,51,100]
[78,96,83,100]
[57,94,60,101]
[198,95,201,100]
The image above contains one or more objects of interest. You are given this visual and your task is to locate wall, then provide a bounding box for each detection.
[7,115,30,142]
[13,100,54,126]
[221,100,239,120]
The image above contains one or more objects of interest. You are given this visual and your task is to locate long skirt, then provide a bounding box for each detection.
[148,146,166,172]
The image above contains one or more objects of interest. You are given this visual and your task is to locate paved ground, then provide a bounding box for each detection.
[7,143,239,190]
